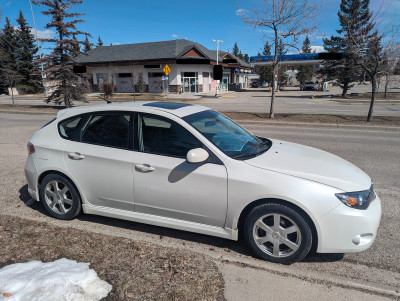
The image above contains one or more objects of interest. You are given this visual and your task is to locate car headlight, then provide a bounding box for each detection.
[335,185,376,210]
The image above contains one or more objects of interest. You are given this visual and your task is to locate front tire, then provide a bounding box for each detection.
[39,173,82,220]
[244,203,312,264]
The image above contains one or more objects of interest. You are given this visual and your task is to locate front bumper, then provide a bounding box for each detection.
[24,154,39,201]
[317,193,382,253]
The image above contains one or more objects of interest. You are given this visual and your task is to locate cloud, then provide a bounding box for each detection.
[5,1,12,7]
[235,8,248,16]
[111,42,120,45]
[34,29,56,40]
[310,45,325,53]
[172,34,178,38]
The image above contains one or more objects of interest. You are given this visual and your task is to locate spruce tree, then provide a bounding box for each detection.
[15,10,42,94]
[263,41,271,56]
[32,0,89,107]
[0,17,19,95]
[83,35,92,52]
[320,0,364,97]
[255,41,274,85]
[296,36,314,83]
[97,36,103,47]
[232,42,240,57]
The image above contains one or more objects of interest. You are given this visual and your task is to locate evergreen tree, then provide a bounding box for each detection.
[15,10,42,94]
[263,41,271,55]
[32,0,89,107]
[0,17,19,94]
[71,33,80,56]
[296,36,314,83]
[97,36,103,47]
[320,0,364,97]
[238,50,244,60]
[232,42,240,57]
[83,35,93,52]
[277,39,285,55]
[256,41,273,85]
[243,53,250,63]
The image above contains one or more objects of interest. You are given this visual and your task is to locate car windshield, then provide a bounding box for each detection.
[183,110,272,160]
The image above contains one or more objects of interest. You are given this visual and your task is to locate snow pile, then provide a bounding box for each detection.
[0,258,112,301]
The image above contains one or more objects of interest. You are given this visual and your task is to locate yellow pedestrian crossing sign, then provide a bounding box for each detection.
[163,64,170,76]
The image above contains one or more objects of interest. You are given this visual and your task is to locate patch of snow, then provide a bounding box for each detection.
[0,258,112,301]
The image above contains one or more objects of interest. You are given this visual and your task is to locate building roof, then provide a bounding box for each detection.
[76,39,252,68]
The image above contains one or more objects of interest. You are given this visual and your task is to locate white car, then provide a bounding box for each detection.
[25,102,381,264]
[300,82,319,91]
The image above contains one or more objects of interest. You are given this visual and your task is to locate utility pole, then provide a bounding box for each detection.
[28,0,48,97]
[212,39,223,96]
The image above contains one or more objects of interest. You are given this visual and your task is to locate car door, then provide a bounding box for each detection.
[132,112,228,227]
[61,112,134,211]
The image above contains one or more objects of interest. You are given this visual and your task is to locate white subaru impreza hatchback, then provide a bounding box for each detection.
[25,102,381,264]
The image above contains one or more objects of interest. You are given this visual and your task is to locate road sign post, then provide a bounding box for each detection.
[163,65,170,96]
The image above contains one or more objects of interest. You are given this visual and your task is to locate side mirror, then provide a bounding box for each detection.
[186,148,209,164]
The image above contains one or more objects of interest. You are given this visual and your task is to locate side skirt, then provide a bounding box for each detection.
[82,204,238,241]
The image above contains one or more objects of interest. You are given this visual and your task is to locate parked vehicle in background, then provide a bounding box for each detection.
[300,81,319,91]
[25,102,381,264]
[261,82,269,88]
[251,81,260,88]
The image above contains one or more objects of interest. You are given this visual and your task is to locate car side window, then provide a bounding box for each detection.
[81,113,131,149]
[137,113,202,158]
[58,115,85,141]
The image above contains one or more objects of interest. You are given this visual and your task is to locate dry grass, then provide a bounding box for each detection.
[0,215,225,301]
[223,112,400,126]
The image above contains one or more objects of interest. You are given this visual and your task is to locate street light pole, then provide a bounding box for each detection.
[28,0,48,97]
[212,39,223,96]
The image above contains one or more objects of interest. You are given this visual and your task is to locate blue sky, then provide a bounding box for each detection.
[1,0,398,56]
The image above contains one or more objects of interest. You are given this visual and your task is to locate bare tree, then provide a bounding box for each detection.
[130,63,136,101]
[239,0,319,118]
[381,43,400,99]
[97,64,115,103]
[3,69,20,106]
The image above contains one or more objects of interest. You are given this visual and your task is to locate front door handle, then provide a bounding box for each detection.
[68,152,85,160]
[135,164,155,172]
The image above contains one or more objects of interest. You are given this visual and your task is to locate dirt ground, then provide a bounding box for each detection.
[222,112,400,126]
[0,215,225,301]
[1,104,400,126]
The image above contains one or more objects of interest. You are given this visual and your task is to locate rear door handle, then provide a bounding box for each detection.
[135,164,155,172]
[68,152,85,160]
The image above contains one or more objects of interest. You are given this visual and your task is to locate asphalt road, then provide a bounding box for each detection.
[0,112,399,298]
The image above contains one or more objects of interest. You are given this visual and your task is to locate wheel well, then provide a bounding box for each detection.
[37,170,82,202]
[237,198,318,253]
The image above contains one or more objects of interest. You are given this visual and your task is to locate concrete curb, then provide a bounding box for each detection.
[1,109,400,132]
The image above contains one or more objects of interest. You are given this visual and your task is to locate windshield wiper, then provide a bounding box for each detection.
[233,141,271,160]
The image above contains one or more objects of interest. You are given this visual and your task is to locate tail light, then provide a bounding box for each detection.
[27,142,35,154]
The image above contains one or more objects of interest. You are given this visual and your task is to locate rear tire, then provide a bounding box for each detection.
[244,203,312,264]
[39,173,82,220]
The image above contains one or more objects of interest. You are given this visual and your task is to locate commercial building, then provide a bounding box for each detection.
[76,39,253,94]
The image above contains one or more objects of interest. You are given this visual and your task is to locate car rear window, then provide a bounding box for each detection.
[58,116,85,141]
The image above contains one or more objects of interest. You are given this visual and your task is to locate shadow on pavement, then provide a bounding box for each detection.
[18,184,344,264]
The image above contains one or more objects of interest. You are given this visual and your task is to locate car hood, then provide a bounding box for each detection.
[245,139,371,192]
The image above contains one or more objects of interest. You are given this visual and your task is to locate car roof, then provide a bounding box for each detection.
[57,101,209,119]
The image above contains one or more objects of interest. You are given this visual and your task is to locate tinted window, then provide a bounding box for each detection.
[82,114,131,149]
[137,113,202,158]
[59,116,85,141]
